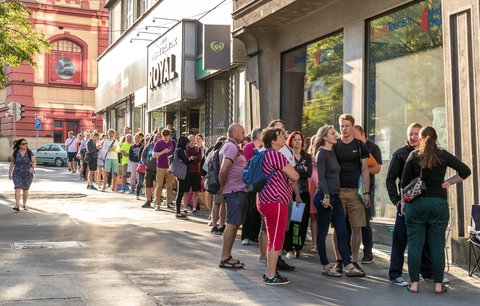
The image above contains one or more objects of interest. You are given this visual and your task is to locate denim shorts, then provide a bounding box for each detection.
[104,158,119,174]
[224,191,248,226]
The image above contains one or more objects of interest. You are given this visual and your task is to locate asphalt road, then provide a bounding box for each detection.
[1,163,480,305]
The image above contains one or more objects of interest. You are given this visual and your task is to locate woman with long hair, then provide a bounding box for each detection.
[8,139,36,211]
[284,131,312,258]
[307,135,318,253]
[401,126,470,293]
[313,125,364,277]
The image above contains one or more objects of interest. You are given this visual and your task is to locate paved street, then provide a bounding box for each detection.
[1,162,479,305]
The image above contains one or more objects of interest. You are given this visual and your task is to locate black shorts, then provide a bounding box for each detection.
[88,158,97,171]
[145,169,156,188]
[186,172,201,192]
[67,152,77,162]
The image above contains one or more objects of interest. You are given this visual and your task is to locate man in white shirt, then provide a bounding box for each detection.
[65,131,78,174]
[102,129,120,192]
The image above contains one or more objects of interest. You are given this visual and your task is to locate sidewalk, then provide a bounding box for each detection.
[1,164,480,305]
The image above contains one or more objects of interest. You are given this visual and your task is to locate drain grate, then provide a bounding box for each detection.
[12,240,84,250]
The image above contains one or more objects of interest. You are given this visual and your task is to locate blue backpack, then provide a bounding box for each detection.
[243,150,276,192]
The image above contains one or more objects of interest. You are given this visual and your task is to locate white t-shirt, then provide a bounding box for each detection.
[279,145,295,166]
[65,138,78,153]
[103,139,119,160]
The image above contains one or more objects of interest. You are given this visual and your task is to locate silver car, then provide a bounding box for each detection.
[33,143,67,167]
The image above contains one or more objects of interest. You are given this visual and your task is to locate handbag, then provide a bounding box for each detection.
[403,169,427,202]
[136,163,146,174]
[169,150,187,180]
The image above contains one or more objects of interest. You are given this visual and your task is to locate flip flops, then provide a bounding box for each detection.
[407,285,419,293]
[434,285,448,294]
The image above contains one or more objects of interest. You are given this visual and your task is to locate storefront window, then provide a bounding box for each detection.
[281,31,343,137]
[366,0,444,219]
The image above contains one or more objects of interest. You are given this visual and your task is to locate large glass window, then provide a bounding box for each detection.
[281,32,344,136]
[366,0,444,219]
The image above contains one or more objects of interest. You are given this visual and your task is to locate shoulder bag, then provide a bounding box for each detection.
[169,150,187,180]
[403,168,427,202]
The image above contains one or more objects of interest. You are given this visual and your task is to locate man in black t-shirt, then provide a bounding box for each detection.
[354,125,382,264]
[333,114,370,274]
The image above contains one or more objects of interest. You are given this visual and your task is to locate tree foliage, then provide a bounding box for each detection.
[0,0,51,88]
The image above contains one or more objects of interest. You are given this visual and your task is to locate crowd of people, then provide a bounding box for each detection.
[8,113,471,291]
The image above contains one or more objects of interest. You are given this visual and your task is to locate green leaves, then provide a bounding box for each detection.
[0,0,51,88]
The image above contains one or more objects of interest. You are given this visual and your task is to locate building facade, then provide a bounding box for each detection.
[232,0,480,265]
[96,0,244,145]
[0,0,109,161]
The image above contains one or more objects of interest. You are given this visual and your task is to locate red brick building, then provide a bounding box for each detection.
[0,0,108,160]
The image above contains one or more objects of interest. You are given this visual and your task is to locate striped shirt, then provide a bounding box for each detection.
[258,150,291,205]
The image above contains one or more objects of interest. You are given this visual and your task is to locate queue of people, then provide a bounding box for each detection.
[8,113,471,292]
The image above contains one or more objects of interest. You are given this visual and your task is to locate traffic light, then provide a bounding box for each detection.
[6,102,15,117]
[15,103,26,121]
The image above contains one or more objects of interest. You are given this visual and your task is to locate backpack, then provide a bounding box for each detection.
[243,150,276,193]
[204,140,239,194]
[204,145,224,194]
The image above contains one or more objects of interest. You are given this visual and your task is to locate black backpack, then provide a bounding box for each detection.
[204,146,223,194]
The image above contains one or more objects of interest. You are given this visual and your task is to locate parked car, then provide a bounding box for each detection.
[33,144,67,167]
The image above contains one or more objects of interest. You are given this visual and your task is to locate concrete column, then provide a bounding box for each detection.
[343,21,365,125]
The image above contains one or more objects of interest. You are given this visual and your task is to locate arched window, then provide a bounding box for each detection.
[48,39,83,85]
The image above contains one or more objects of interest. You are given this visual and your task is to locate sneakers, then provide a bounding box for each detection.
[141,201,151,208]
[241,238,250,246]
[334,260,343,274]
[136,196,140,200]
[361,254,374,264]
[154,205,161,211]
[211,226,222,235]
[277,257,295,271]
[89,185,97,190]
[391,277,409,287]
[124,185,130,192]
[117,185,123,192]
[264,273,290,285]
[192,209,198,215]
[218,225,226,233]
[423,276,450,284]
[285,251,295,259]
[258,255,267,263]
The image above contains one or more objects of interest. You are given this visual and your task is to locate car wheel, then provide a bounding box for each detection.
[55,157,64,167]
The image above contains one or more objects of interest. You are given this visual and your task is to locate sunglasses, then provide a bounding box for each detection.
[21,143,28,145]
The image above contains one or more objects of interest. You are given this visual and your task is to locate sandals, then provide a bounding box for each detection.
[322,264,342,277]
[407,285,419,293]
[310,246,318,253]
[12,206,20,212]
[219,256,244,269]
[23,206,28,211]
[344,265,366,277]
[175,213,187,218]
[434,285,447,294]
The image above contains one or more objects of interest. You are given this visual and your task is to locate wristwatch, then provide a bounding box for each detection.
[323,194,330,199]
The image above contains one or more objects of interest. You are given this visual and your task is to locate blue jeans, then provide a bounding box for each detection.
[314,192,352,266]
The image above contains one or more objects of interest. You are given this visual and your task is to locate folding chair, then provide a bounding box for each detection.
[468,204,480,276]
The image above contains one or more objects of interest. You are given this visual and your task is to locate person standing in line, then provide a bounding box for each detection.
[284,131,312,259]
[218,124,248,269]
[118,134,133,193]
[257,127,299,285]
[386,122,436,287]
[313,125,365,277]
[401,126,470,293]
[173,136,192,218]
[153,128,176,210]
[333,114,370,275]
[96,134,106,190]
[183,134,202,214]
[241,128,264,245]
[207,136,228,235]
[85,132,99,190]
[128,133,143,195]
[307,135,318,253]
[9,139,36,211]
[65,131,78,174]
[102,129,119,192]
[141,133,161,208]
[353,125,382,264]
